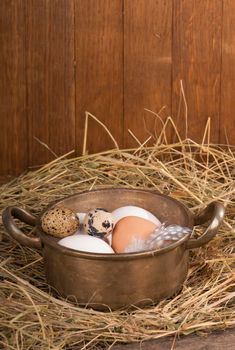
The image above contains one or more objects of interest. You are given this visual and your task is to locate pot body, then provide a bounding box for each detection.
[3,188,225,310]
[42,238,188,309]
[39,188,193,309]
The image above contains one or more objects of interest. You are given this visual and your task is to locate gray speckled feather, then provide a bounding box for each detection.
[124,224,192,253]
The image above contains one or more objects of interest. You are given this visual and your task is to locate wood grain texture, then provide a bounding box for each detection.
[113,329,235,350]
[2,1,235,176]
[220,0,235,144]
[26,0,75,167]
[124,0,173,147]
[172,0,222,143]
[75,0,123,153]
[0,0,27,175]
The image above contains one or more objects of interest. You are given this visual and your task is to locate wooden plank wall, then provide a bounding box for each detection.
[172,0,222,142]
[26,0,75,167]
[0,0,28,175]
[0,0,235,175]
[75,0,124,154]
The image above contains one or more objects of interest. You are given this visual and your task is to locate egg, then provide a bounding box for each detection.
[112,206,161,226]
[58,234,114,254]
[111,216,157,253]
[76,212,86,224]
[124,224,192,253]
[74,229,86,235]
[83,208,114,238]
[41,207,80,238]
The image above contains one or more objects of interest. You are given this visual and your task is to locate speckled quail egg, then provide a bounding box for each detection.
[83,208,114,238]
[41,207,80,238]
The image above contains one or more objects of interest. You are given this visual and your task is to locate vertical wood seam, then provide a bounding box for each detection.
[122,0,125,148]
[170,0,174,120]
[219,0,224,144]
[73,0,76,155]
[24,0,29,171]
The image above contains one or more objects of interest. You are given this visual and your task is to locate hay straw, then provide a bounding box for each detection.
[83,111,120,155]
[0,113,235,349]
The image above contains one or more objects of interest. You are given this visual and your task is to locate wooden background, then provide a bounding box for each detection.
[1,0,235,176]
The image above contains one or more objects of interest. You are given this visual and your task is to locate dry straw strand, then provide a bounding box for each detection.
[0,113,234,349]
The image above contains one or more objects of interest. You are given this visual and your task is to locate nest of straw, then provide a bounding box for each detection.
[0,115,235,350]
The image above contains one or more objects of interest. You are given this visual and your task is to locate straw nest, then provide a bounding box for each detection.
[0,114,235,350]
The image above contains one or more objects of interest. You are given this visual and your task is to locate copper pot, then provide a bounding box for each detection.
[2,188,225,310]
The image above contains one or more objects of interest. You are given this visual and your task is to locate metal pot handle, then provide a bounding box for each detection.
[2,206,41,249]
[186,201,225,249]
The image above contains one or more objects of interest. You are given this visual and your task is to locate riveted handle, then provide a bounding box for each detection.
[2,206,41,249]
[186,201,225,249]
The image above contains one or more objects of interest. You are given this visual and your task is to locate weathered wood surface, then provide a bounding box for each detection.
[75,0,123,154]
[124,0,172,147]
[112,329,235,350]
[172,0,222,143]
[0,0,28,175]
[220,0,235,144]
[1,0,235,176]
[26,0,75,167]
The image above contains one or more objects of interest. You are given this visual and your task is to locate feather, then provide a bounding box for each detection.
[124,224,192,253]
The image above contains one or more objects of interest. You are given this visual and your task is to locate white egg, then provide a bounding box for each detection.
[58,234,114,254]
[76,212,86,224]
[112,206,161,226]
[107,235,112,245]
[74,229,86,235]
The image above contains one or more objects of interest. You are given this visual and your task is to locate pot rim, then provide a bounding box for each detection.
[40,231,191,260]
[38,188,193,260]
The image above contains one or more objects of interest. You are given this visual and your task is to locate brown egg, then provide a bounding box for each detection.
[112,216,157,253]
[41,207,80,238]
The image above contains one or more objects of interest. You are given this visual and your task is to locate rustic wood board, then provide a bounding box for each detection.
[0,0,28,175]
[172,0,222,143]
[124,0,172,147]
[220,0,235,145]
[1,1,235,176]
[26,0,75,167]
[112,328,235,350]
[75,0,124,154]
[0,176,14,185]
